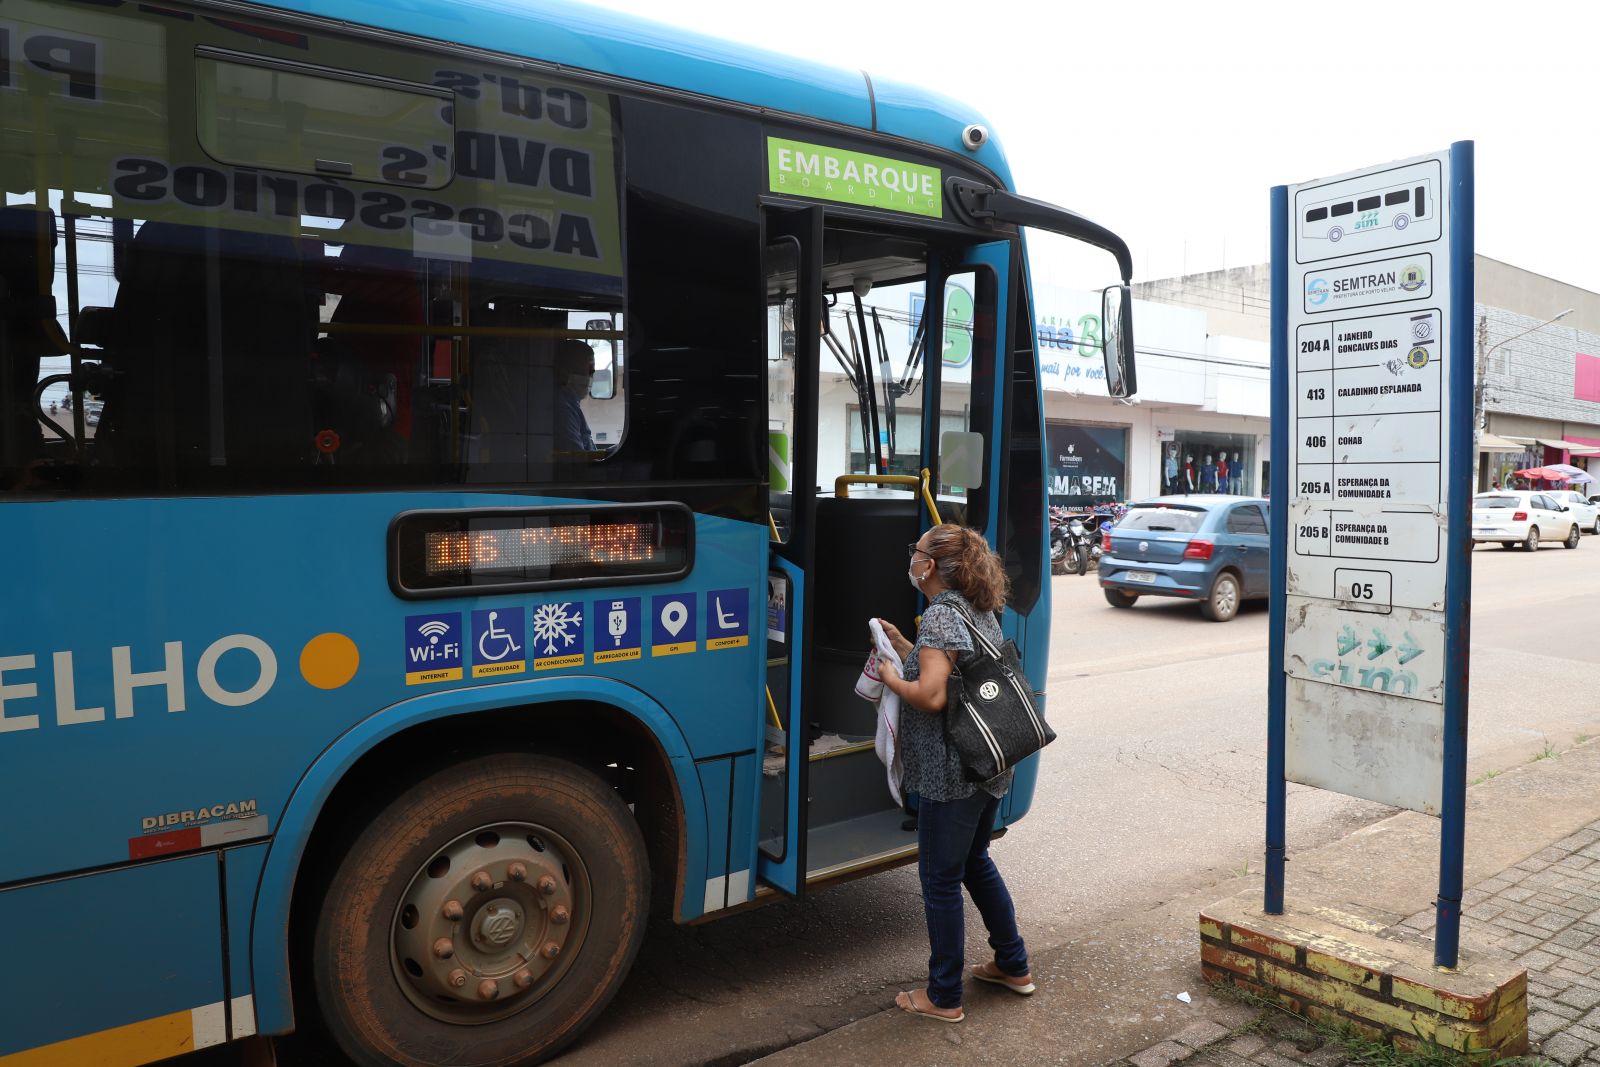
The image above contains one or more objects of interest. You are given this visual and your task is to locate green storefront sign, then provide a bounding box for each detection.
[767,137,941,218]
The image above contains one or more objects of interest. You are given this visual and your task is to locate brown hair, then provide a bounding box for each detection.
[923,523,1009,614]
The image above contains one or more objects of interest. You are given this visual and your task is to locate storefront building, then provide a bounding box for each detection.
[1474,259,1600,487]
[1033,283,1270,507]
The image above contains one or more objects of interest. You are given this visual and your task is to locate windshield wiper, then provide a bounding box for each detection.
[898,315,927,398]
[845,302,882,474]
[871,307,895,461]
[821,312,874,469]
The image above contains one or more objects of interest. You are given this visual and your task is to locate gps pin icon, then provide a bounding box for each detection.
[661,600,688,637]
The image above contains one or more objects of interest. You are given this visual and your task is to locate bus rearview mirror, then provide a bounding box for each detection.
[940,430,984,491]
[1101,284,1136,399]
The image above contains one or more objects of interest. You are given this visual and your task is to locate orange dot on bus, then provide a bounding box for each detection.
[301,633,359,690]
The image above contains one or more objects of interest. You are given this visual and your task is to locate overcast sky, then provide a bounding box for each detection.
[579,0,1600,294]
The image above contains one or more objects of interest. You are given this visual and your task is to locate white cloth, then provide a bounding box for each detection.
[856,618,905,805]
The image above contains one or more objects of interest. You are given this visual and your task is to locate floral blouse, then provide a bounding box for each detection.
[898,590,1013,802]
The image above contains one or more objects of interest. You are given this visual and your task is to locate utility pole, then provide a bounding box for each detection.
[1473,315,1488,490]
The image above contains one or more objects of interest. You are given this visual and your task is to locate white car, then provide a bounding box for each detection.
[1546,490,1600,535]
[1472,491,1582,551]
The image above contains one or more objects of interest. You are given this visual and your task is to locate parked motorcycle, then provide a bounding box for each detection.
[1051,512,1097,576]
[1049,508,1074,575]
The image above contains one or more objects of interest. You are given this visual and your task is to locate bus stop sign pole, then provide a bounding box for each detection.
[1265,184,1289,916]
[1435,139,1476,971]
[1265,144,1474,970]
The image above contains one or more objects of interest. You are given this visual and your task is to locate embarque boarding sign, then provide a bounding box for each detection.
[1282,151,1462,815]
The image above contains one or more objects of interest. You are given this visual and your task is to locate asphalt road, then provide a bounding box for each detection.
[185,540,1600,1067]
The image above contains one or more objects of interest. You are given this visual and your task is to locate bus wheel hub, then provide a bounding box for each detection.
[390,821,587,1023]
[474,900,524,949]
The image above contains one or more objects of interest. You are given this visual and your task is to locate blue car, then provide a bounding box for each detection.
[1099,496,1271,621]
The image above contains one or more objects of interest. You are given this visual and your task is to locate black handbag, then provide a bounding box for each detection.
[943,605,1055,782]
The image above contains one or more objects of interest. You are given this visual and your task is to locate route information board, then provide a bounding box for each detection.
[1281,151,1459,815]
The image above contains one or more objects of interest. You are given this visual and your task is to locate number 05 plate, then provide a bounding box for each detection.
[1334,567,1392,614]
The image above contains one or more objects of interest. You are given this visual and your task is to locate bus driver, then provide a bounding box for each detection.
[555,338,596,454]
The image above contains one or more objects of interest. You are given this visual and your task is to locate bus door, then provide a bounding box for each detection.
[758,208,820,895]
[758,209,1012,895]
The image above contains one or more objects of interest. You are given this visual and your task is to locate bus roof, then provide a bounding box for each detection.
[263,0,1013,186]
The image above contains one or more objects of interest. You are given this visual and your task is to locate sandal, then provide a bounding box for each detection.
[971,961,1036,995]
[895,989,964,1023]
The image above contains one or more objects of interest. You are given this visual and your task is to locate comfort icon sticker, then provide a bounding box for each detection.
[706,588,750,651]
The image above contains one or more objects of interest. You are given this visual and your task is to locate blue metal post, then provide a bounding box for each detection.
[1435,141,1476,969]
[1265,185,1289,914]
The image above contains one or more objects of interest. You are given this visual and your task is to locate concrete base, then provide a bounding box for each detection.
[1200,891,1528,1058]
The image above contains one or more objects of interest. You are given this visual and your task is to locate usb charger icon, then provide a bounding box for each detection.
[608,601,627,647]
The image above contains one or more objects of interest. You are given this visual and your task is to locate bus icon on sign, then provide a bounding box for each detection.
[1302,178,1432,244]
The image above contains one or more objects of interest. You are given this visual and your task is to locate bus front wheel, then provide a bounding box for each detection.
[313,753,649,1067]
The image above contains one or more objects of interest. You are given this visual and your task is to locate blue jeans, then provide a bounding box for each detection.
[916,791,1029,1008]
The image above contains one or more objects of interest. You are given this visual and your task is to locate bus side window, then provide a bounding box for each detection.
[1330,201,1354,218]
[1385,190,1409,207]
[1305,207,1328,223]
[1356,196,1380,212]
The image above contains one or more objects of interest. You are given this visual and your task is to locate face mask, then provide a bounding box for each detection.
[908,559,927,591]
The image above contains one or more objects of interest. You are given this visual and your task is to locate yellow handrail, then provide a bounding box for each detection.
[919,468,942,526]
[834,473,918,496]
[832,470,942,526]
[765,686,782,729]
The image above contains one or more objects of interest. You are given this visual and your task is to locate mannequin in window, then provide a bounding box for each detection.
[554,339,596,454]
[1215,452,1230,495]
[1200,453,1217,493]
[1164,445,1178,494]
[1229,452,1244,494]
[1183,454,1195,494]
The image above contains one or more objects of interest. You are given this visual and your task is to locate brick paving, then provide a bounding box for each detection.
[1118,820,1600,1066]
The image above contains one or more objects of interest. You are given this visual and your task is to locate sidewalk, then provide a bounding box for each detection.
[1125,820,1600,1067]
[753,738,1600,1067]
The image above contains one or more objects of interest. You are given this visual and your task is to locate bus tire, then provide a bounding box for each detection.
[313,753,649,1067]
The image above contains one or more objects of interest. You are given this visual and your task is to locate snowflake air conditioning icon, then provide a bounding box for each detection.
[532,602,583,656]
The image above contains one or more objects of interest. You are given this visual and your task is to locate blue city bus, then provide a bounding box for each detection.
[0,1,1136,1063]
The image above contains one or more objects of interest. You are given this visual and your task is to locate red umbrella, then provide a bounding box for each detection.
[1514,466,1572,481]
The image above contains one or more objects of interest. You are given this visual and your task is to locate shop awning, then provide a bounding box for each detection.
[1538,438,1600,455]
[1487,434,1600,455]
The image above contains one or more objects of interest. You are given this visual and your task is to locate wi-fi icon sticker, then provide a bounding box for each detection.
[418,620,452,643]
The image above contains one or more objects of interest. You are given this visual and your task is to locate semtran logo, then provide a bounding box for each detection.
[1305,277,1330,306]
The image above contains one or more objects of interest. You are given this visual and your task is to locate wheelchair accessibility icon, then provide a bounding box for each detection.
[478,611,522,662]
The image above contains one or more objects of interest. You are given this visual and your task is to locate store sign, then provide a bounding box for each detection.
[1046,423,1124,501]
